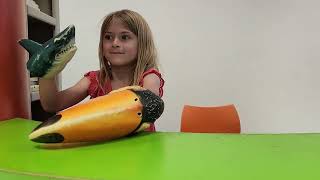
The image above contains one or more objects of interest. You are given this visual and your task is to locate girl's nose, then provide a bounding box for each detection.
[112,38,120,48]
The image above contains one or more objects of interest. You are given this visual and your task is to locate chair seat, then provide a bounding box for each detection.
[180,104,241,133]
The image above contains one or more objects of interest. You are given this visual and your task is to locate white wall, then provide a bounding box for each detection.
[60,0,320,133]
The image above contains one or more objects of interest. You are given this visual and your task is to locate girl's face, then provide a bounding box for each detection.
[103,18,138,67]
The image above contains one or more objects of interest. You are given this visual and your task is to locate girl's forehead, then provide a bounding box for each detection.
[105,18,131,33]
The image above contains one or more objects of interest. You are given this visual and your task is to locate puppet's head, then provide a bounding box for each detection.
[19,25,77,78]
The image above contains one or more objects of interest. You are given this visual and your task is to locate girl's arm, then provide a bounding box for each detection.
[39,77,90,112]
[141,73,161,96]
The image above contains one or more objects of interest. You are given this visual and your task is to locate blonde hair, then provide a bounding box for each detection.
[98,9,159,88]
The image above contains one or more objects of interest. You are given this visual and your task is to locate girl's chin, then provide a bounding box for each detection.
[108,59,137,67]
[110,63,137,69]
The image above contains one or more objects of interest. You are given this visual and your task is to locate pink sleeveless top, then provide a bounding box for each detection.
[84,68,164,132]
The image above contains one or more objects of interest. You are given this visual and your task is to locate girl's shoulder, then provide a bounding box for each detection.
[84,70,100,79]
[84,70,100,88]
[139,68,165,97]
[84,70,104,98]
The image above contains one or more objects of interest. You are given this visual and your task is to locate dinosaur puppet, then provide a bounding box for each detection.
[19,25,77,79]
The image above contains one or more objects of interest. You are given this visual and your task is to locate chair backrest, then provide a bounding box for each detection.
[180,104,241,133]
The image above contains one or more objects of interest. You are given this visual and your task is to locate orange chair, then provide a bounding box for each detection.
[180,104,241,133]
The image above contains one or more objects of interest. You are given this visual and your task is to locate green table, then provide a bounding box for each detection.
[0,119,319,180]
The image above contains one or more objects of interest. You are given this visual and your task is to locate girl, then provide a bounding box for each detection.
[39,9,164,131]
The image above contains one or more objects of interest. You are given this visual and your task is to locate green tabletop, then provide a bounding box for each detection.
[0,119,319,180]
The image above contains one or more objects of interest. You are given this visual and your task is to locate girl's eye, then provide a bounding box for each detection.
[105,35,112,40]
[121,35,130,40]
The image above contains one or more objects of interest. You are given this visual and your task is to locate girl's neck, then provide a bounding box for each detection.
[110,65,135,86]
